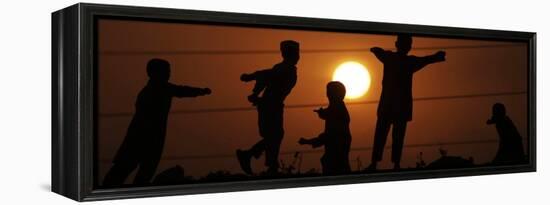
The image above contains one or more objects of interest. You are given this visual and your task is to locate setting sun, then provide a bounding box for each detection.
[332,61,371,99]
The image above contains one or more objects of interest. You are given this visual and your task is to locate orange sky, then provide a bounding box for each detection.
[97,19,528,182]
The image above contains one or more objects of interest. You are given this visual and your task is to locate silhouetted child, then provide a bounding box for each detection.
[102,58,211,187]
[487,103,525,165]
[299,81,352,175]
[367,34,446,170]
[236,40,300,175]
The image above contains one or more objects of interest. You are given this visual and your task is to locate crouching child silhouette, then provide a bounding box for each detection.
[487,103,525,165]
[299,81,352,175]
[102,58,211,187]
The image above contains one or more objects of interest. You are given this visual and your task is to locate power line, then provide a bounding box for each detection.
[98,138,528,162]
[100,90,527,117]
[101,44,523,56]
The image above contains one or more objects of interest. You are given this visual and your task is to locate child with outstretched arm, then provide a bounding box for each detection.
[299,81,352,175]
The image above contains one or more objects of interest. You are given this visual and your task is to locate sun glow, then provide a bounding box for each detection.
[332,61,371,99]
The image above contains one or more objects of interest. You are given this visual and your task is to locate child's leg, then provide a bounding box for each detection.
[102,161,138,187]
[133,158,160,185]
[371,118,392,162]
[391,121,408,165]
[248,139,266,158]
[264,134,283,170]
[261,105,284,171]
[249,105,273,159]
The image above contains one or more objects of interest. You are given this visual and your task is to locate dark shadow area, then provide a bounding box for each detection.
[39,183,51,192]
[152,165,194,185]
[425,149,474,169]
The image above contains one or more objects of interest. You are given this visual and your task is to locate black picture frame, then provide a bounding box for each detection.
[52,3,536,201]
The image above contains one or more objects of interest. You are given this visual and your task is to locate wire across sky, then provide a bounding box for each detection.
[100,90,527,117]
[101,44,523,56]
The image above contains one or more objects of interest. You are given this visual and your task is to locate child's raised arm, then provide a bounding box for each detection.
[314,108,329,120]
[241,69,272,104]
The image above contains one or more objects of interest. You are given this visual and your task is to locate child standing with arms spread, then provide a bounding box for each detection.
[367,34,446,170]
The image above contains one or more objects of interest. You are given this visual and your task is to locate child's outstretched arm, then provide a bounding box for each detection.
[314,107,329,120]
[170,84,212,97]
[412,51,446,73]
[241,69,271,104]
[298,133,327,148]
[370,47,389,63]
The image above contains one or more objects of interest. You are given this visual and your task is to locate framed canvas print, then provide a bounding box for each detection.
[52,3,536,201]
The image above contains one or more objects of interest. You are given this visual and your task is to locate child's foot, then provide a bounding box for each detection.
[365,162,377,172]
[265,166,279,176]
[393,163,401,170]
[236,149,253,175]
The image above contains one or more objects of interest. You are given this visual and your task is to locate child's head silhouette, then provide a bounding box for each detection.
[327,81,346,102]
[280,40,300,65]
[396,34,412,55]
[147,58,171,82]
[492,103,507,117]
